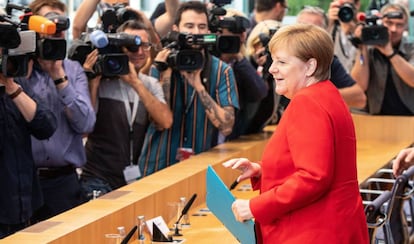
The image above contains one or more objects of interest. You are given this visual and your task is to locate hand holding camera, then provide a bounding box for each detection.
[349,11,403,47]
[181,68,203,91]
[328,0,357,34]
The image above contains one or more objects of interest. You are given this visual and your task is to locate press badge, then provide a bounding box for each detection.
[123,165,141,184]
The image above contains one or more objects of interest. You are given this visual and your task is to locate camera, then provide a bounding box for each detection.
[0,11,36,77]
[360,11,403,45]
[97,2,139,33]
[44,12,70,34]
[338,3,355,23]
[6,3,68,60]
[162,31,240,71]
[162,31,203,71]
[0,29,36,77]
[36,12,69,60]
[167,49,204,71]
[69,30,142,77]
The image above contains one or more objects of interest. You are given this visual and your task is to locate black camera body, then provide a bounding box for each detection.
[162,31,204,71]
[0,11,36,77]
[69,31,142,77]
[32,10,69,60]
[162,31,240,71]
[97,2,139,33]
[36,37,67,60]
[338,3,355,23]
[167,49,204,71]
[360,11,403,45]
[94,45,129,76]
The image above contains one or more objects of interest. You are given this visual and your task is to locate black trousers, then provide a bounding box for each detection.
[31,171,85,222]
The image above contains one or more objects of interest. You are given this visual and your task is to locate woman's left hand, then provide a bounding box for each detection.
[232,199,253,222]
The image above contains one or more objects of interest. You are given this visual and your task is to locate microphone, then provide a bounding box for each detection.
[28,15,56,35]
[173,193,197,236]
[120,225,137,244]
[90,29,108,48]
[229,178,239,191]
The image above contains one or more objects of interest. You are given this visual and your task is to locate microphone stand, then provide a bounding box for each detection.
[173,193,197,236]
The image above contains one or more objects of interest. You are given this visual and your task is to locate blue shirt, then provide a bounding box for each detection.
[138,55,239,177]
[0,86,56,224]
[17,59,96,167]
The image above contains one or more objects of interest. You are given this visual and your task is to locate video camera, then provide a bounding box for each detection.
[7,3,69,60]
[361,11,403,45]
[0,22,35,77]
[0,5,37,77]
[207,0,247,56]
[162,31,240,71]
[97,2,139,33]
[68,29,141,77]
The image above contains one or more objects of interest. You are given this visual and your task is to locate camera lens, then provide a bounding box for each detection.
[41,39,54,57]
[338,3,355,23]
[106,57,123,74]
[6,56,19,76]
[180,55,196,66]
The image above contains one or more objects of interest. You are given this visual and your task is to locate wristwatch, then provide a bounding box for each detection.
[386,49,398,60]
[53,75,68,85]
[84,70,97,80]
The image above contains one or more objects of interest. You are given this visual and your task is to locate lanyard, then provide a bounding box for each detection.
[119,80,139,165]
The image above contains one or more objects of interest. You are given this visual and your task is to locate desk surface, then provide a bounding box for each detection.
[3,114,414,244]
[131,140,413,244]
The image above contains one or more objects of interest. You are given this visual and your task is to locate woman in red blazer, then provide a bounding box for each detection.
[223,23,369,244]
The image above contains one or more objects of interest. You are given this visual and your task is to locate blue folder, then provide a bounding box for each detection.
[206,165,256,244]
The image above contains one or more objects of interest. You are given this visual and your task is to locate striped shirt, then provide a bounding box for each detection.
[138,55,239,177]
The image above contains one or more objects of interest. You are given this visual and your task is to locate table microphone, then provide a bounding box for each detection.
[120,225,137,244]
[173,193,197,236]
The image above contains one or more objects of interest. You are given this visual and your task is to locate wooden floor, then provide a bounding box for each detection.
[2,113,414,244]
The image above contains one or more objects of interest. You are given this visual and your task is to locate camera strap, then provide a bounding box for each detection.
[119,80,139,165]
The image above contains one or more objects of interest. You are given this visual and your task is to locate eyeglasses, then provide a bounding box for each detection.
[126,42,152,52]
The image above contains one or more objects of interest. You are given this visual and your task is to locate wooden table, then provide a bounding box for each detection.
[3,114,414,244]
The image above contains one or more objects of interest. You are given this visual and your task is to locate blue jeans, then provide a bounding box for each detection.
[80,176,113,201]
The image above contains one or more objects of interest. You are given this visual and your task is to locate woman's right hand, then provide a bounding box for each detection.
[222,158,262,182]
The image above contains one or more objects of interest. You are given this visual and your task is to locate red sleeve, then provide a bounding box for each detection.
[250,93,336,224]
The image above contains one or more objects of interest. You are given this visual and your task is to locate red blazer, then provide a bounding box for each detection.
[250,81,369,243]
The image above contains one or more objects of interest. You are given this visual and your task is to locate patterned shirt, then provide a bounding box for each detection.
[138,54,239,177]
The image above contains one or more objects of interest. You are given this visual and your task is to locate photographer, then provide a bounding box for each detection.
[248,0,288,35]
[214,9,267,140]
[245,20,282,132]
[15,0,96,222]
[351,3,414,115]
[138,1,239,177]
[0,57,56,238]
[72,0,160,75]
[80,20,173,199]
[328,0,361,72]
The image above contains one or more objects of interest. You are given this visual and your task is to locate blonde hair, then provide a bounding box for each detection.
[269,23,333,80]
[246,20,282,57]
